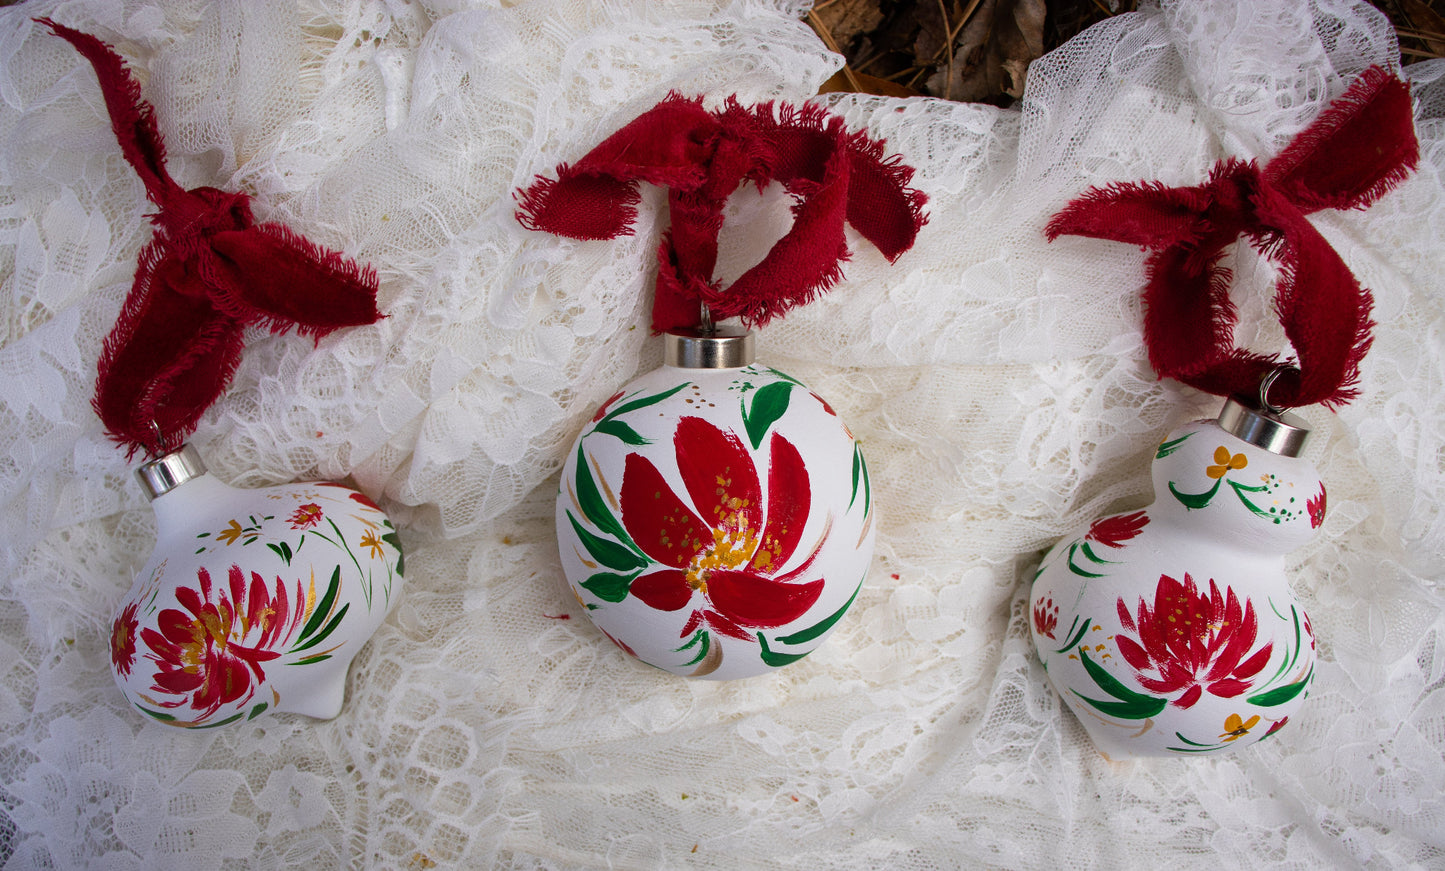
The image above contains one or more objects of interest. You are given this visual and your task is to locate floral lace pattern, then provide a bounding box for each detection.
[0,0,1441,867]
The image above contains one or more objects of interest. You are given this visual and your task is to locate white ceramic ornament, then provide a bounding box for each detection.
[109,445,405,727]
[557,327,875,679]
[1030,395,1321,758]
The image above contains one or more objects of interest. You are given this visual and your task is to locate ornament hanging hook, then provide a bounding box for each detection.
[699,302,715,336]
[148,419,172,460]
[1259,364,1300,416]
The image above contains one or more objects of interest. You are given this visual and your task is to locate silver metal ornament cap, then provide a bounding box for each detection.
[1217,395,1311,457]
[663,325,755,369]
[136,443,207,500]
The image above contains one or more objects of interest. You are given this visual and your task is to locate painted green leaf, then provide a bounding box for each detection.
[1066,543,1107,579]
[1077,647,1166,717]
[606,382,690,420]
[849,443,871,517]
[566,512,647,573]
[765,367,805,387]
[266,541,295,565]
[1169,476,1223,510]
[247,702,269,721]
[1073,691,1167,721]
[757,632,812,667]
[743,381,793,449]
[776,577,863,645]
[381,528,405,576]
[1079,541,1114,566]
[580,569,641,603]
[850,445,862,510]
[192,711,247,729]
[593,418,649,446]
[293,653,334,666]
[292,603,351,654]
[1227,479,1276,519]
[1166,740,1223,753]
[1156,433,1193,458]
[573,445,635,550]
[677,630,710,666]
[298,566,342,645]
[136,705,176,722]
[1247,668,1313,706]
[1053,615,1091,655]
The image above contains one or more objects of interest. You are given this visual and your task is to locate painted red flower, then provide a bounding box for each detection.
[1307,485,1327,529]
[141,564,306,721]
[110,601,139,677]
[618,416,824,640]
[1263,717,1289,739]
[1115,573,1273,709]
[288,502,323,529]
[1032,595,1059,639]
[1085,510,1149,548]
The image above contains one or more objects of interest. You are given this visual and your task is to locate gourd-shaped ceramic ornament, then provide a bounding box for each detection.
[1035,67,1419,756]
[1030,394,1320,757]
[109,445,405,727]
[557,326,874,679]
[37,24,399,726]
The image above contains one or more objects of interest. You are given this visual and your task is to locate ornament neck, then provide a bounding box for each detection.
[135,443,208,500]
[1216,395,1311,457]
[663,326,755,369]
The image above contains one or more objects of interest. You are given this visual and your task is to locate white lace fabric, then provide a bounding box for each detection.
[1,0,1442,867]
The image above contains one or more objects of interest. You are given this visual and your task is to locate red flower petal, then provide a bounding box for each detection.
[752,432,809,573]
[1205,678,1252,698]
[1173,684,1203,708]
[1116,635,1151,671]
[1232,642,1274,681]
[673,417,762,539]
[706,569,823,629]
[155,608,201,645]
[620,453,710,568]
[703,609,755,641]
[630,569,693,612]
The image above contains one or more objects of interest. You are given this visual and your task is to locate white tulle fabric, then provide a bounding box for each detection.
[1,0,1441,867]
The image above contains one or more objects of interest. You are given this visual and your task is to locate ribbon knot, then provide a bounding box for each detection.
[42,20,383,457]
[1046,66,1419,409]
[516,94,927,333]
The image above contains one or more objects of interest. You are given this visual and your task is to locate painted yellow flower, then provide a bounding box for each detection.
[1206,446,1248,479]
[359,529,385,560]
[1220,712,1261,742]
[216,519,246,545]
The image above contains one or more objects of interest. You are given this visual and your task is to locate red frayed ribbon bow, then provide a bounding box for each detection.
[1047,66,1418,409]
[43,20,382,457]
[516,95,927,333]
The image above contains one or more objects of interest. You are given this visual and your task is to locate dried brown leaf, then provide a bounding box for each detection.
[811,0,887,53]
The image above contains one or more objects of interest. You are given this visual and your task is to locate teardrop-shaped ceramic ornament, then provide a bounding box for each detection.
[1030,395,1322,758]
[109,445,405,727]
[557,327,875,679]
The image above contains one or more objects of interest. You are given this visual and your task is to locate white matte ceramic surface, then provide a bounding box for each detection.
[1030,417,1321,758]
[557,361,875,679]
[109,467,405,727]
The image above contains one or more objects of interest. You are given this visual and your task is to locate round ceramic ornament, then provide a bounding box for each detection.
[557,326,875,679]
[109,445,405,727]
[1030,392,1320,758]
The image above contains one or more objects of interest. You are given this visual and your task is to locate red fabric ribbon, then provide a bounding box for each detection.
[42,20,382,457]
[516,95,927,333]
[1046,66,1418,409]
